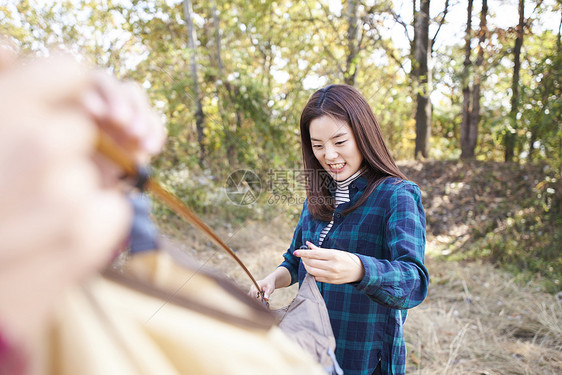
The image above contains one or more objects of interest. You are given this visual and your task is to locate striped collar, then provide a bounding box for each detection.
[335,169,364,189]
[328,172,369,197]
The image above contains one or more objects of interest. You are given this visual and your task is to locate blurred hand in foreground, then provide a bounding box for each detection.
[0,43,165,370]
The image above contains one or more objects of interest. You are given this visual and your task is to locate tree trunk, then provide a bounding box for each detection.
[460,0,473,159]
[505,0,525,162]
[211,0,242,168]
[211,2,223,76]
[344,0,360,86]
[183,0,206,165]
[528,129,537,161]
[414,0,431,159]
[211,1,233,165]
[468,0,487,158]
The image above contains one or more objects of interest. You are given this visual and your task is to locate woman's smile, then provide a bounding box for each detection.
[309,116,363,181]
[327,162,346,173]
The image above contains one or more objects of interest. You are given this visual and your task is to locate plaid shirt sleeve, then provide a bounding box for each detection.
[279,201,307,285]
[354,182,429,309]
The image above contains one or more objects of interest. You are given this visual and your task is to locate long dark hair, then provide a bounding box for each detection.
[300,84,407,221]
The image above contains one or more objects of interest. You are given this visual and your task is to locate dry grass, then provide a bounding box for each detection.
[405,254,561,374]
[160,220,562,374]
[159,216,300,308]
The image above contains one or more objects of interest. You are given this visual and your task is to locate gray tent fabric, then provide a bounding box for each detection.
[274,273,344,375]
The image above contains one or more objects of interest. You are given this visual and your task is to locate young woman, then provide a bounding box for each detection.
[251,84,428,375]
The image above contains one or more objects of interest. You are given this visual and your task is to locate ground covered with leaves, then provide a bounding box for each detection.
[159,160,561,374]
[399,160,561,293]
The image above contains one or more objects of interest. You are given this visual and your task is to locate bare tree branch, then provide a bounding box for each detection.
[318,1,346,47]
[432,0,450,46]
[364,18,409,76]
[304,2,345,76]
[389,7,412,42]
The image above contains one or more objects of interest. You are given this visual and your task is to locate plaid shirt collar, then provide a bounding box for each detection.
[328,174,368,197]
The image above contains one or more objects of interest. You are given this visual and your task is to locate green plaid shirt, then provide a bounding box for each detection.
[280,177,428,375]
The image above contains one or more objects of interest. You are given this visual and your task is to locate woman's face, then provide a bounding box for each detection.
[309,116,363,181]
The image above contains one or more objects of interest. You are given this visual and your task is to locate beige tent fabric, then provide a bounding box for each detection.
[273,273,342,374]
[39,250,326,375]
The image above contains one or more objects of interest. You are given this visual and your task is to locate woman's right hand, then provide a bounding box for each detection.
[248,267,292,301]
[249,275,277,302]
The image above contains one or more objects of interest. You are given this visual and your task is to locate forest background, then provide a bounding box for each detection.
[2,0,559,289]
[1,0,561,372]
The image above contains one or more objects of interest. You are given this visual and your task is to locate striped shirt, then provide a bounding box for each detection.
[280,176,428,375]
[318,170,363,246]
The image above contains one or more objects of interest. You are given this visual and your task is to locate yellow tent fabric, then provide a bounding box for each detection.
[40,250,326,375]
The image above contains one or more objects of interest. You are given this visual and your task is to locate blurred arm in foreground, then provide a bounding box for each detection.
[0,42,165,374]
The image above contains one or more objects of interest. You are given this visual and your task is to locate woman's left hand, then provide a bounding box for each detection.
[294,241,365,284]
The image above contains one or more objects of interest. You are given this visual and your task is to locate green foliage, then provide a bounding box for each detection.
[463,207,561,293]
[2,0,561,290]
[445,163,561,293]
[519,31,562,167]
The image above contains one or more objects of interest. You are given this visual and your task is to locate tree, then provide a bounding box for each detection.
[303,1,367,87]
[344,0,360,85]
[414,0,432,158]
[375,0,448,159]
[209,0,242,167]
[460,0,488,159]
[460,0,474,159]
[505,0,525,162]
[470,0,488,158]
[183,0,206,166]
